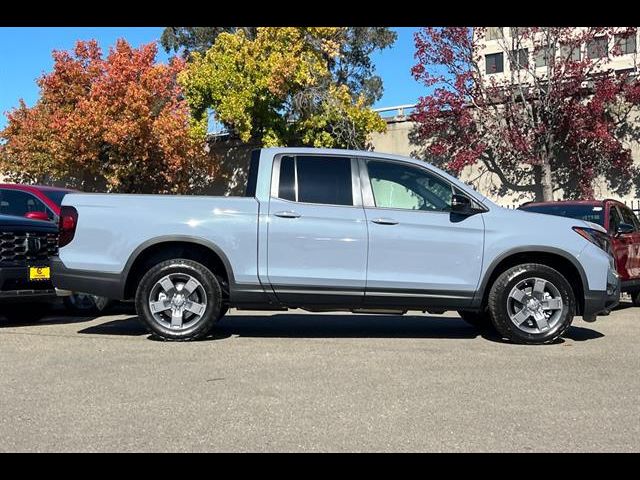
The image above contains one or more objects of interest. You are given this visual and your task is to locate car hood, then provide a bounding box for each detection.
[500,207,607,233]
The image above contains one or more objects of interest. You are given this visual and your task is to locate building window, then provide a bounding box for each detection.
[485,52,504,74]
[486,27,503,41]
[587,36,608,59]
[614,32,637,55]
[534,47,549,67]
[560,43,581,62]
[510,48,529,69]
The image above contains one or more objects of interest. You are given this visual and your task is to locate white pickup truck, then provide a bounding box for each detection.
[52,147,619,344]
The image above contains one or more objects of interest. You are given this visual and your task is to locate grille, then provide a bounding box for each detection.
[0,231,58,263]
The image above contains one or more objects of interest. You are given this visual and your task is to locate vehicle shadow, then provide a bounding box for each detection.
[79,313,488,340]
[77,312,606,343]
[0,303,99,327]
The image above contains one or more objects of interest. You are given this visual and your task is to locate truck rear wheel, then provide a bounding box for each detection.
[488,263,575,345]
[135,258,222,341]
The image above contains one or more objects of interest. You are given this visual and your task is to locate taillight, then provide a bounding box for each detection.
[59,206,78,248]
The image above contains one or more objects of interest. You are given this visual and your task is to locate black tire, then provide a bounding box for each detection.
[135,258,222,341]
[458,310,493,330]
[631,290,640,307]
[488,263,575,345]
[63,294,111,315]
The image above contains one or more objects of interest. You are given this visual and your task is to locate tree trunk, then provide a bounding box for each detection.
[540,161,554,201]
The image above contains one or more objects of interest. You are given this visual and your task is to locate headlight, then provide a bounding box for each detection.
[573,227,611,254]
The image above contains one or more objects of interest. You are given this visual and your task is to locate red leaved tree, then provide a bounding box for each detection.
[0,39,211,193]
[411,27,640,201]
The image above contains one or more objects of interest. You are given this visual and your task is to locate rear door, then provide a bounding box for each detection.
[266,154,368,306]
[359,158,485,309]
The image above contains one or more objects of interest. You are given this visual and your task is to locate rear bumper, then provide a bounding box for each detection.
[51,257,123,299]
[0,264,57,303]
[582,267,620,320]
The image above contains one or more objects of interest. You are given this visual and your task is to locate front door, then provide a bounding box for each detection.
[611,204,640,281]
[359,158,485,309]
[266,154,368,306]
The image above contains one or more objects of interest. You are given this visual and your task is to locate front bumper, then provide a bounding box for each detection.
[582,267,620,321]
[0,264,57,303]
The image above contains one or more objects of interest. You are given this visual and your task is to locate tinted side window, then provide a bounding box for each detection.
[244,150,260,197]
[295,156,353,206]
[619,206,640,231]
[609,206,623,234]
[367,161,453,211]
[278,156,296,201]
[0,190,51,219]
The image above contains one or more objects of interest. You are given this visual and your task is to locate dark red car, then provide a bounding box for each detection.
[0,183,110,313]
[519,199,640,306]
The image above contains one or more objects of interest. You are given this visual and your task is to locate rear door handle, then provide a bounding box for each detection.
[274,210,301,219]
[371,218,398,225]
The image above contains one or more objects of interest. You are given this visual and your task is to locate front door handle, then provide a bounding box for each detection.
[371,218,398,225]
[274,210,301,219]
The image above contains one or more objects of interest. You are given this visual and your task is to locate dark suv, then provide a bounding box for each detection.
[0,214,59,319]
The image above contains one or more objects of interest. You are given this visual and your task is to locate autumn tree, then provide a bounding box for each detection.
[177,27,387,149]
[0,39,209,193]
[411,27,640,201]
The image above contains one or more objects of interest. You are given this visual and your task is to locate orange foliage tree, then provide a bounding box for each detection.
[0,39,211,193]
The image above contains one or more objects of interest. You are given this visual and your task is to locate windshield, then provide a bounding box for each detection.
[520,204,604,226]
[42,189,71,207]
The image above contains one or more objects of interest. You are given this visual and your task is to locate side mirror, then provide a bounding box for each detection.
[451,194,472,213]
[24,211,51,222]
[616,223,635,236]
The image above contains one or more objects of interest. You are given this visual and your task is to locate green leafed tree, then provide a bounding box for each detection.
[176,27,391,149]
[161,26,396,103]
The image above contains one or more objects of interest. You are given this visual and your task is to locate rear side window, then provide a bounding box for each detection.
[276,156,353,206]
[244,150,261,197]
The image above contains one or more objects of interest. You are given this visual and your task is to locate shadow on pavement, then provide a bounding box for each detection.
[78,316,148,336]
[564,325,605,341]
[80,313,487,341]
[75,312,606,343]
[0,304,99,327]
[612,300,633,312]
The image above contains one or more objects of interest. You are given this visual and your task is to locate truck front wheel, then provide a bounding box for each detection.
[135,258,223,341]
[487,263,575,345]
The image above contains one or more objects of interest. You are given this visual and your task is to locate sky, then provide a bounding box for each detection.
[0,27,425,130]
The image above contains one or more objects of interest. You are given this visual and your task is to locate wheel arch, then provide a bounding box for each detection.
[476,247,588,315]
[122,236,235,301]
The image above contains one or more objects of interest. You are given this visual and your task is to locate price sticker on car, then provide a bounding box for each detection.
[29,267,50,281]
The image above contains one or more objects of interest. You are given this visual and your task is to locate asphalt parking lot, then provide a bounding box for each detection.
[1,301,638,452]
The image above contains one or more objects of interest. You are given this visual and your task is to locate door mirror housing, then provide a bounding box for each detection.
[615,222,635,236]
[451,194,472,213]
[24,211,50,222]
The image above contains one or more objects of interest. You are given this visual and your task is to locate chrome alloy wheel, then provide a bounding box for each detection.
[148,273,207,330]
[506,277,564,334]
